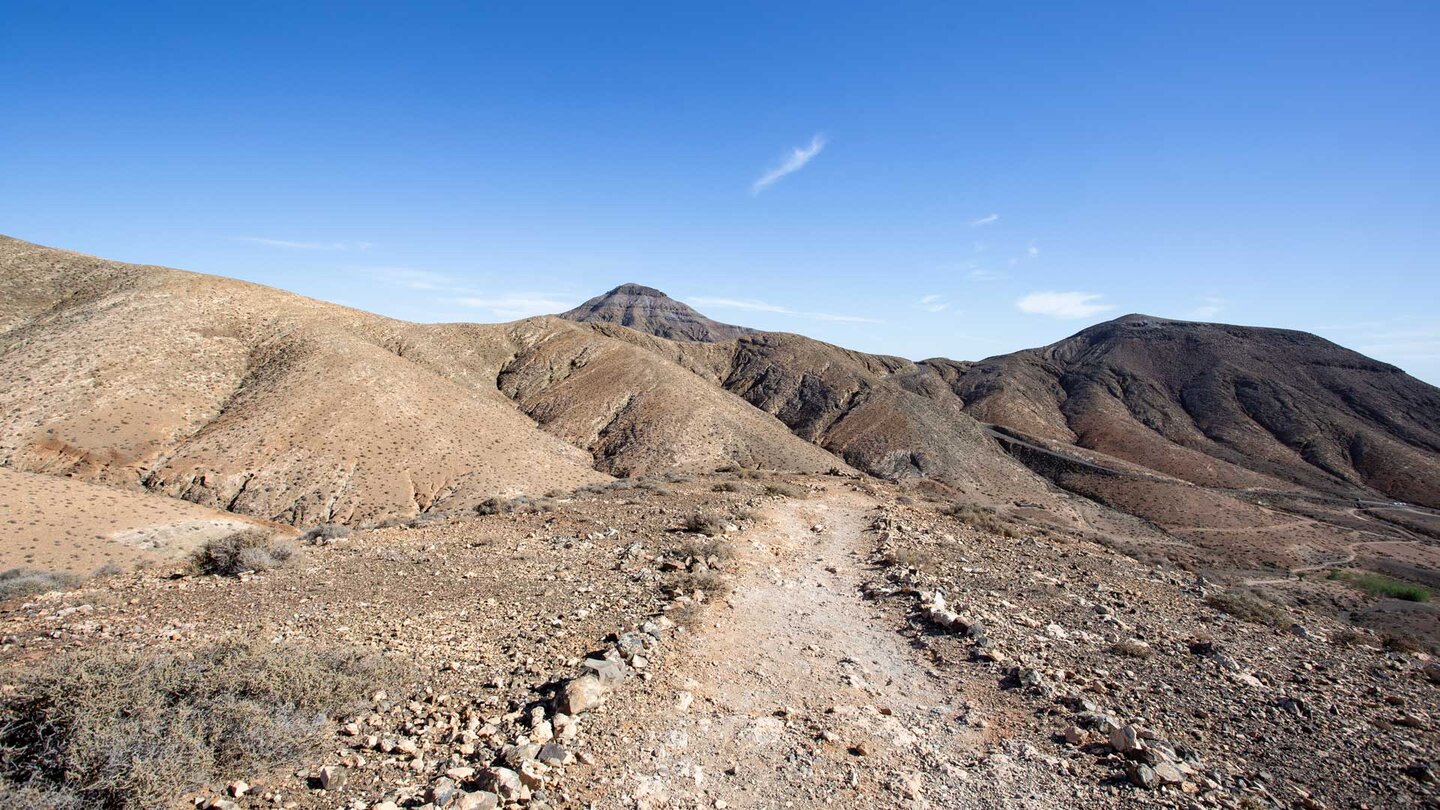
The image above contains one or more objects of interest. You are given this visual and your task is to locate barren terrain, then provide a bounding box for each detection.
[2,238,1439,809]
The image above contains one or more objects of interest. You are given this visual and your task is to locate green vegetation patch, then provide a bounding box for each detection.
[1329,569,1432,602]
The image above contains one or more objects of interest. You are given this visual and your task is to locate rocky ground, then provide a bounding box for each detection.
[2,473,1437,809]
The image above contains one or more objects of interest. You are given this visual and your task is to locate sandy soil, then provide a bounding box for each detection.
[0,467,287,573]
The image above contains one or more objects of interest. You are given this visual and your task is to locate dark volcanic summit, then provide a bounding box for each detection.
[560,283,755,342]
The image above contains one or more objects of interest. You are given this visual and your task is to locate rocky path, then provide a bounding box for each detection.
[569,491,1044,809]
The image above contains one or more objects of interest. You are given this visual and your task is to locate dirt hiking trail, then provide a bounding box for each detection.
[572,490,1070,809]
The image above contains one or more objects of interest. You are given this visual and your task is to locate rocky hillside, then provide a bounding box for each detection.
[949,314,1440,508]
[0,238,835,535]
[561,283,754,342]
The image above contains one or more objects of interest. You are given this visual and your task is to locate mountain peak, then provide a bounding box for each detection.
[560,283,755,342]
[606,282,668,297]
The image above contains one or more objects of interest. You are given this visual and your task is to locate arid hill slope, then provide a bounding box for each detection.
[0,238,840,530]
[948,314,1440,508]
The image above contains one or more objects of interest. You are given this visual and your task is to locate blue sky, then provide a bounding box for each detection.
[3,2,1438,382]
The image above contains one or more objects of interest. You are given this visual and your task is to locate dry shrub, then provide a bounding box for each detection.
[941,503,1022,538]
[1205,589,1289,627]
[684,512,726,536]
[684,570,732,597]
[189,530,295,577]
[711,482,742,493]
[763,483,804,498]
[1382,634,1426,654]
[0,641,392,809]
[677,537,734,565]
[882,547,938,572]
[474,495,556,516]
[301,524,350,544]
[1329,626,1366,648]
[91,561,126,577]
[0,569,81,602]
[669,601,705,629]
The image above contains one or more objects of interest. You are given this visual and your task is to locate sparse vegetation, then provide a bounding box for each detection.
[91,561,126,577]
[1329,626,1367,648]
[763,483,804,498]
[301,523,351,544]
[940,502,1022,538]
[0,568,81,601]
[684,511,726,536]
[1205,589,1290,627]
[677,536,735,565]
[474,495,557,516]
[189,530,295,576]
[712,481,742,493]
[882,547,938,572]
[0,641,393,809]
[683,569,731,597]
[1329,569,1432,602]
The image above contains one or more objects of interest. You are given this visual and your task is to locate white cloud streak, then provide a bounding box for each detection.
[968,268,1007,282]
[917,294,950,313]
[968,213,1000,227]
[1187,297,1226,320]
[688,295,879,324]
[1016,291,1114,319]
[358,266,459,291]
[751,134,827,194]
[237,237,373,251]
[452,294,574,320]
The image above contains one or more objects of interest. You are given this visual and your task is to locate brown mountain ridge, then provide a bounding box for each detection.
[4,234,1440,585]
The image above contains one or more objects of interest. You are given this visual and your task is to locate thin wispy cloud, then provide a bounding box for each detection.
[1187,296,1226,320]
[237,236,373,251]
[688,295,879,324]
[968,213,1000,227]
[452,294,574,320]
[917,294,950,313]
[358,266,460,292]
[968,268,1007,282]
[751,134,826,194]
[1016,291,1114,320]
